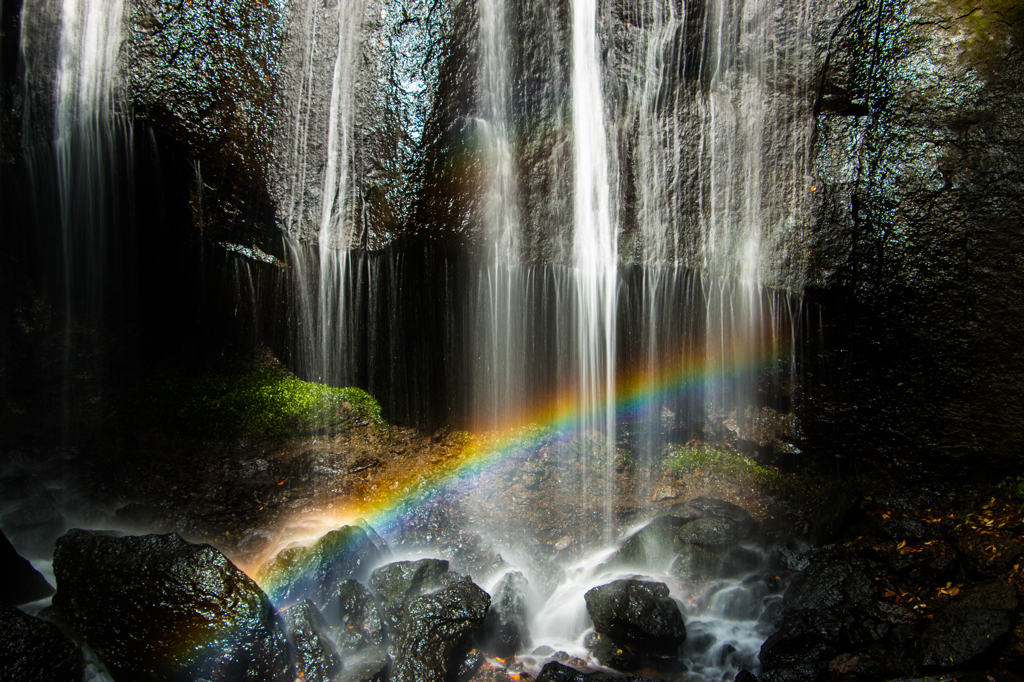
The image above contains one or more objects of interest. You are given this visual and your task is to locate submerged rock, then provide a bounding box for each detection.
[584,579,686,657]
[52,529,292,682]
[0,601,85,681]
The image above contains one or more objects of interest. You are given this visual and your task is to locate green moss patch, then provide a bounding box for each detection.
[134,364,384,441]
[664,444,791,491]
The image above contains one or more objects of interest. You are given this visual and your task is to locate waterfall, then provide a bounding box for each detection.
[18,0,131,440]
[472,0,529,428]
[278,0,366,387]
[571,0,617,540]
[620,0,814,476]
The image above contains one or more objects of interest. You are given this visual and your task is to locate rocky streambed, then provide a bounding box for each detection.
[4,473,1024,682]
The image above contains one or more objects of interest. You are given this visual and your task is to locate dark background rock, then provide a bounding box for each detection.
[0,528,54,605]
[919,579,1022,670]
[804,0,1024,479]
[0,602,85,682]
[52,530,292,682]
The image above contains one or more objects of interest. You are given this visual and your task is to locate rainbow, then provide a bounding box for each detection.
[249,334,788,598]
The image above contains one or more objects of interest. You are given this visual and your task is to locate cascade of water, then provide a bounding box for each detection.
[571,0,617,540]
[621,0,813,473]
[472,0,529,428]
[18,0,130,439]
[279,0,366,388]
[53,0,128,316]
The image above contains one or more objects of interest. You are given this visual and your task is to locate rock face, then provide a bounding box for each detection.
[584,579,686,656]
[0,602,85,682]
[52,530,292,682]
[806,0,1024,477]
[370,560,491,682]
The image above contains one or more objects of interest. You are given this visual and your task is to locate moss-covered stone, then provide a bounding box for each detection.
[135,364,385,441]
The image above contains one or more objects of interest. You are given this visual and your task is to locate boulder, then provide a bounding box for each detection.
[476,570,530,657]
[333,578,385,652]
[919,579,1022,669]
[950,532,1024,580]
[669,497,756,529]
[258,525,385,608]
[0,528,54,605]
[0,601,85,681]
[369,558,452,632]
[52,529,292,682]
[669,544,722,582]
[675,516,753,551]
[759,557,878,682]
[283,600,343,682]
[598,515,690,571]
[583,579,686,655]
[388,573,490,682]
[535,661,588,682]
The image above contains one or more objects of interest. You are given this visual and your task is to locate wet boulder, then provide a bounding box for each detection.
[950,531,1024,580]
[669,497,757,529]
[369,558,452,632]
[0,601,85,681]
[258,524,385,608]
[919,579,1021,669]
[759,555,880,682]
[675,516,753,552]
[584,579,686,657]
[52,529,292,682]
[283,600,343,682]
[333,578,386,652]
[1,528,54,605]
[388,572,490,682]
[599,515,690,571]
[669,545,722,583]
[476,570,530,657]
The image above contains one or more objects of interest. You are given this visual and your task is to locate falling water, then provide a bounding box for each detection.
[278,0,366,387]
[18,0,130,441]
[620,0,814,481]
[570,0,617,542]
[471,0,530,428]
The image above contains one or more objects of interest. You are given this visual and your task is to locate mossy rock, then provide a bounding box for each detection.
[134,364,385,441]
